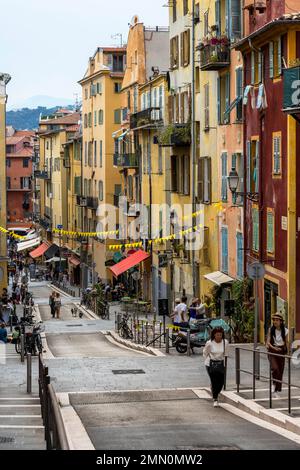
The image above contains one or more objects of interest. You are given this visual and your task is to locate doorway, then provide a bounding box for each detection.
[264,280,278,336]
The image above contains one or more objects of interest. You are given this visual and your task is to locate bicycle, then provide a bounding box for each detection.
[119,313,133,340]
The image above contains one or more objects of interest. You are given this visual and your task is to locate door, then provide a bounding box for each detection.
[264,280,278,336]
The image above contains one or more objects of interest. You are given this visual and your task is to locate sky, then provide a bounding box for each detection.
[0,0,168,109]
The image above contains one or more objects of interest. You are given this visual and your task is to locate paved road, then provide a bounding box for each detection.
[70,389,300,450]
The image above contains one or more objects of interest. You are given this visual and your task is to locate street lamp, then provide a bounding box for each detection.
[227,169,259,203]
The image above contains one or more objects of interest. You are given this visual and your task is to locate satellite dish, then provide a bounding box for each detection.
[130,15,139,26]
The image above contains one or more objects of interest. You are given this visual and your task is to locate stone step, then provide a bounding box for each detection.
[0,427,46,450]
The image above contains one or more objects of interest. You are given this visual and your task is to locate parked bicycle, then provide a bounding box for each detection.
[14,319,44,356]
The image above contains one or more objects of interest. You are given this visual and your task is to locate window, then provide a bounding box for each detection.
[204,10,209,36]
[173,0,177,22]
[217,73,230,124]
[113,54,124,72]
[221,227,228,274]
[134,86,138,113]
[159,85,164,119]
[269,37,282,79]
[158,145,163,174]
[183,0,189,15]
[170,36,179,69]
[141,93,146,111]
[171,155,190,194]
[114,82,122,93]
[128,175,133,200]
[204,83,209,129]
[114,109,121,124]
[246,140,259,193]
[6,159,11,167]
[96,82,102,94]
[98,109,103,125]
[197,157,211,204]
[94,141,97,167]
[98,181,103,201]
[221,153,228,202]
[88,141,93,167]
[74,176,81,195]
[88,112,92,127]
[252,206,259,252]
[127,91,131,110]
[267,208,275,255]
[23,158,29,168]
[21,177,31,189]
[232,152,244,205]
[94,111,97,126]
[251,51,263,85]
[180,29,190,67]
[84,142,88,166]
[235,68,243,121]
[230,0,242,40]
[114,138,119,156]
[84,179,88,197]
[46,141,49,150]
[236,232,243,279]
[100,140,103,167]
[84,114,87,128]
[183,155,190,195]
[272,132,282,175]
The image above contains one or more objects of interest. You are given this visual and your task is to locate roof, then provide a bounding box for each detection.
[235,13,300,50]
[6,135,27,145]
[109,250,150,277]
[39,112,80,126]
[14,130,35,137]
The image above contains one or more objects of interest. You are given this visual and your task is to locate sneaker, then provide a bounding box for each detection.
[213,401,219,407]
[272,392,279,399]
[272,384,276,393]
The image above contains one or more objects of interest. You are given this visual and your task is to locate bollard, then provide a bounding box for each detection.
[145,322,148,345]
[141,321,144,345]
[255,347,260,380]
[235,348,240,394]
[187,329,191,356]
[165,328,169,354]
[21,334,25,363]
[159,322,162,348]
[27,353,32,394]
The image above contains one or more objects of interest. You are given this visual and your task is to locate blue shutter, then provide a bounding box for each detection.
[225,0,230,36]
[236,67,243,121]
[225,73,230,124]
[222,227,228,274]
[221,153,228,201]
[236,232,243,278]
[230,0,241,39]
[215,0,221,34]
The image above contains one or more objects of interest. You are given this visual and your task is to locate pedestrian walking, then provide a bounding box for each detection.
[266,312,289,397]
[0,323,7,343]
[49,292,56,318]
[203,327,229,407]
[176,296,189,328]
[171,298,181,326]
[54,293,62,319]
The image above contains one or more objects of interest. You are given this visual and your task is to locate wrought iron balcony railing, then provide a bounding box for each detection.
[130,107,162,130]
[113,152,140,169]
[34,170,50,180]
[198,43,230,71]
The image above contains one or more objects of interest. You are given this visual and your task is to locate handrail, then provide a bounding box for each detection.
[47,383,69,450]
[235,347,300,414]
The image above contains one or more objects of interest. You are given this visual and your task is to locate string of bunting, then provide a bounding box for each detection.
[51,203,223,240]
[0,226,27,240]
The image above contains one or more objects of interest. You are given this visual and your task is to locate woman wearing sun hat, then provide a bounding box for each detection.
[266,312,289,397]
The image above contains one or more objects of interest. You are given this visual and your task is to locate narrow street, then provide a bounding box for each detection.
[9,283,297,451]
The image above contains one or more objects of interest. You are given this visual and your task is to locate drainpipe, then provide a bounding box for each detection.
[191,0,197,298]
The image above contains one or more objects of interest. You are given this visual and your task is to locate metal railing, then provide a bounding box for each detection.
[130,107,162,130]
[199,43,230,71]
[235,347,300,414]
[86,196,98,210]
[51,281,78,297]
[38,355,69,450]
[113,152,140,168]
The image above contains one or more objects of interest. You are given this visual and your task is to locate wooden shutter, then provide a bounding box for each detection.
[215,0,221,34]
[168,95,173,124]
[170,39,173,69]
[252,207,259,252]
[180,32,184,67]
[230,0,241,39]
[184,155,190,195]
[236,68,243,121]
[236,232,243,278]
[176,94,179,123]
[225,73,230,123]
[175,36,179,68]
[269,42,274,78]
[222,227,228,273]
[246,140,251,193]
[255,140,260,193]
[171,155,177,192]
[207,158,212,203]
[186,29,190,66]
[277,37,282,76]
[217,76,221,124]
[180,93,184,123]
[221,153,228,201]
[197,158,204,202]
[267,209,275,254]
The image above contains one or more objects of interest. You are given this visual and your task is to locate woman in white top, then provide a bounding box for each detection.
[203,327,229,407]
[266,312,289,395]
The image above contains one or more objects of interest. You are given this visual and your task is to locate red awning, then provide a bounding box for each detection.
[69,255,80,267]
[30,242,50,259]
[109,250,150,278]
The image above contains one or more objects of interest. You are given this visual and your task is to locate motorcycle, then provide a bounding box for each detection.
[174,318,230,354]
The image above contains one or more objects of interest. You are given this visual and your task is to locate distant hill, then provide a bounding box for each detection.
[6,106,74,130]
[8,95,74,110]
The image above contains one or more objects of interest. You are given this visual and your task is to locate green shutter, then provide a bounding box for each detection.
[269,42,274,78]
[277,37,282,76]
[114,109,121,124]
[217,76,221,124]
[252,207,259,252]
[267,210,274,253]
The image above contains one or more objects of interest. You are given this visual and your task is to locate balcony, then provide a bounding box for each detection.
[34,170,50,180]
[158,124,191,147]
[113,152,140,169]
[63,157,71,168]
[130,107,162,130]
[76,195,88,207]
[86,196,98,210]
[39,217,51,230]
[198,42,230,71]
